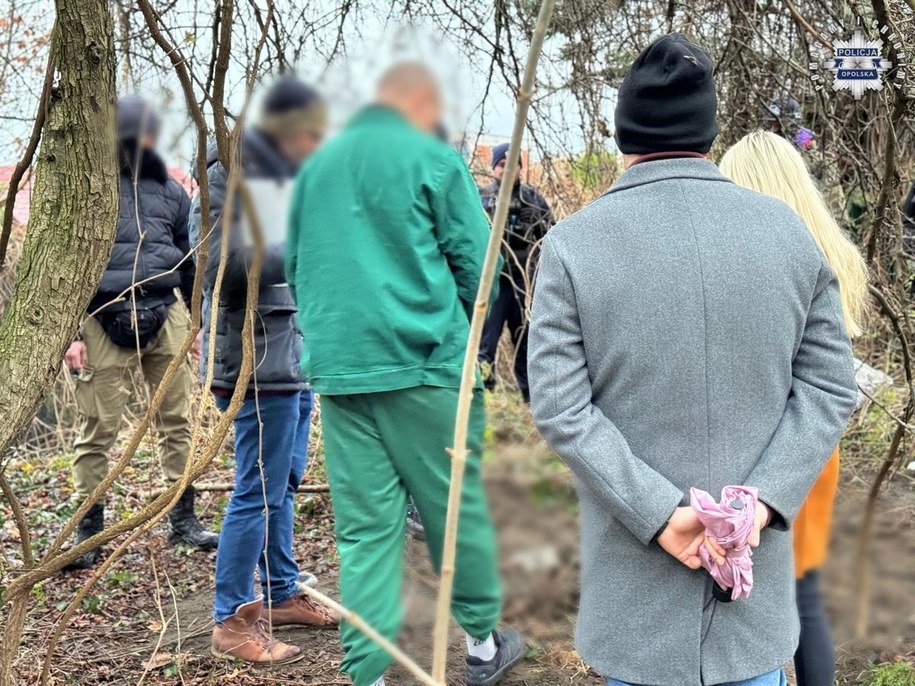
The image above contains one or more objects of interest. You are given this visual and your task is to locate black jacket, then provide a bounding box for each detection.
[904,181,915,257]
[190,129,306,393]
[479,178,552,279]
[89,144,193,313]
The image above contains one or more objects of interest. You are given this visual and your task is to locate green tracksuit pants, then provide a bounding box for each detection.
[321,385,502,686]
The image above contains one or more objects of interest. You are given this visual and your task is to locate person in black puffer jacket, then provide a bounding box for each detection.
[478,143,553,402]
[62,96,218,572]
[190,75,339,666]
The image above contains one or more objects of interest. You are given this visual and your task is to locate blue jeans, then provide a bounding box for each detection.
[608,668,786,686]
[213,390,313,622]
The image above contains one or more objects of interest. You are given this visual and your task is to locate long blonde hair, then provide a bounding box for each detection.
[719,130,869,337]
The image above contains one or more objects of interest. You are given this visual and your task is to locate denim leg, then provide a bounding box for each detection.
[258,390,313,604]
[726,669,787,686]
[606,668,786,686]
[212,392,300,622]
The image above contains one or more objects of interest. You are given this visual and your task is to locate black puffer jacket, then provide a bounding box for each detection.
[190,129,306,393]
[89,144,193,313]
[479,179,553,279]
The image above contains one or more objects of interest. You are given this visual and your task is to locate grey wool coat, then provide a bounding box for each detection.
[528,158,857,686]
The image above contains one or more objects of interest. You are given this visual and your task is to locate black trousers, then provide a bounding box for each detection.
[794,570,835,686]
[479,273,529,401]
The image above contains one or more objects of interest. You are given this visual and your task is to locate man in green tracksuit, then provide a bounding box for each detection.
[286,63,524,686]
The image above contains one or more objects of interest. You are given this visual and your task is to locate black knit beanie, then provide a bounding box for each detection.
[614,33,718,155]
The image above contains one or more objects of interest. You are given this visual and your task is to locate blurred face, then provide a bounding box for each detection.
[493,158,520,182]
[406,86,442,133]
[276,129,324,166]
[139,132,158,150]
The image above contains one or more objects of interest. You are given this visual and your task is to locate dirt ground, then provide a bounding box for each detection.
[825,473,915,684]
[138,465,594,686]
[2,391,914,685]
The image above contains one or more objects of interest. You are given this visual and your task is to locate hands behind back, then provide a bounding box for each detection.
[659,501,773,569]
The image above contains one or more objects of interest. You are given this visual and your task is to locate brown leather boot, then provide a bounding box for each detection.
[211,599,303,665]
[265,593,340,628]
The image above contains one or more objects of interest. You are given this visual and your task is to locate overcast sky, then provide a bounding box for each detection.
[0,3,601,168]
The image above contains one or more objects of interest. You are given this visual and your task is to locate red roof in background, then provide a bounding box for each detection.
[0,165,196,226]
[170,168,197,195]
[0,166,32,226]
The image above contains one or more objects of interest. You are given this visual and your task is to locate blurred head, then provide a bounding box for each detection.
[117,95,161,149]
[491,142,521,182]
[761,96,801,135]
[258,75,328,165]
[614,33,718,157]
[376,62,442,133]
[719,130,869,337]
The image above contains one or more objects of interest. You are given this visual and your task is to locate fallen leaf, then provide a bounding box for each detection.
[143,652,172,671]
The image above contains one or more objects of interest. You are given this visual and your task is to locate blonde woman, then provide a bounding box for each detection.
[720,130,869,686]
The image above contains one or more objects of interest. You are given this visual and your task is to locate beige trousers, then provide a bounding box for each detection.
[71,302,194,503]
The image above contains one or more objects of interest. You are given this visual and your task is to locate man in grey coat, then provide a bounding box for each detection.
[528,34,857,686]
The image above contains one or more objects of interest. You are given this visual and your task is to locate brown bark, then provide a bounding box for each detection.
[0,597,30,686]
[0,0,118,463]
[0,0,116,681]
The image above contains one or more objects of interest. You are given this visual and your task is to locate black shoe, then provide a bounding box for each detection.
[63,503,105,571]
[168,486,219,550]
[465,629,525,686]
[406,501,425,541]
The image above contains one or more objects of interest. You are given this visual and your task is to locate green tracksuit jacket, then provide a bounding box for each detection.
[285,105,499,394]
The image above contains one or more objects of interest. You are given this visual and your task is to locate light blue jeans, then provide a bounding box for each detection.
[212,390,313,622]
[608,668,787,686]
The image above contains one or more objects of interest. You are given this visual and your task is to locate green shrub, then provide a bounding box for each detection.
[864,660,915,686]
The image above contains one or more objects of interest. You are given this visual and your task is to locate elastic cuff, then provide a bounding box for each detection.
[760,498,788,531]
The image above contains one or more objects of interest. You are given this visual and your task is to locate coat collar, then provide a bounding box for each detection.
[202,128,298,180]
[243,128,298,178]
[607,157,731,195]
[119,141,169,185]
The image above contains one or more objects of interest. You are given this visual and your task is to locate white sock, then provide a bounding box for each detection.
[466,632,497,661]
[369,678,386,686]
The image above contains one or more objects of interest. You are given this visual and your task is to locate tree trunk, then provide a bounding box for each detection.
[0,0,117,462]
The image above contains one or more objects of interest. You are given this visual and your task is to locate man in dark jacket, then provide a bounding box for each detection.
[478,143,552,402]
[191,75,338,666]
[903,181,915,260]
[63,96,218,570]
